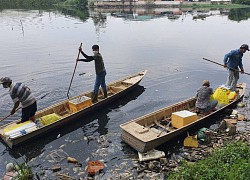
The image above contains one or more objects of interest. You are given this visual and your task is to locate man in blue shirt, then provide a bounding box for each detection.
[224,44,249,91]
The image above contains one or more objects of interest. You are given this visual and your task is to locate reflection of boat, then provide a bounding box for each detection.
[192,10,211,20]
[0,70,147,148]
[111,12,130,18]
[120,83,246,153]
[110,9,182,21]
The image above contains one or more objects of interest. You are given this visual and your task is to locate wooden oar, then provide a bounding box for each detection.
[67,42,83,99]
[0,107,21,123]
[202,58,250,75]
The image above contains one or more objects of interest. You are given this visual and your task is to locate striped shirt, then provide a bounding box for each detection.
[9,82,36,108]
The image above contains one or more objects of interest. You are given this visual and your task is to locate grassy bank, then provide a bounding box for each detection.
[167,141,250,179]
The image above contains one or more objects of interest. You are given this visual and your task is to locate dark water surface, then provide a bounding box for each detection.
[1,7,250,177]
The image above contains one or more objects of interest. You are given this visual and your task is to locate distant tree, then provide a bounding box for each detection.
[75,0,88,9]
[232,0,250,5]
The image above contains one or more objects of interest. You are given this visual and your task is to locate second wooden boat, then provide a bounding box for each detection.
[120,83,246,153]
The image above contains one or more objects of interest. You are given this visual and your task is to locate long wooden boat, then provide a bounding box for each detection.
[120,83,246,153]
[0,70,147,148]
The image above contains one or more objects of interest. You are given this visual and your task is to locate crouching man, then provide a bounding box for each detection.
[0,77,37,123]
[195,80,218,114]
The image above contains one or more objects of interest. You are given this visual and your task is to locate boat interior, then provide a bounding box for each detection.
[0,73,145,140]
[122,99,198,139]
[36,75,142,120]
[122,84,245,141]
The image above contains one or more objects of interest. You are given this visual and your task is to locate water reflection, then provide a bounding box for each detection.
[1,0,250,22]
[228,8,250,22]
[0,1,89,21]
[90,12,107,37]
[0,0,57,10]
[91,7,250,22]
[58,6,89,21]
[3,85,145,160]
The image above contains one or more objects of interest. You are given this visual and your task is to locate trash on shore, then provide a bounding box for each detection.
[67,157,78,163]
[224,119,237,125]
[138,149,165,162]
[197,127,212,143]
[3,163,17,180]
[237,102,245,108]
[56,173,76,180]
[87,161,104,175]
[237,114,246,121]
[219,119,236,136]
[225,122,236,136]
[51,165,61,172]
[183,133,198,148]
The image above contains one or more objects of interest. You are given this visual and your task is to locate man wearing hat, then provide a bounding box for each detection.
[195,80,218,114]
[224,44,249,91]
[77,44,107,103]
[0,77,37,123]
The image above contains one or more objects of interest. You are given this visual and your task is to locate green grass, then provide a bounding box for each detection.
[14,161,33,180]
[167,141,250,180]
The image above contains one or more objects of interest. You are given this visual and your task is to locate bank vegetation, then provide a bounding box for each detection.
[167,141,250,179]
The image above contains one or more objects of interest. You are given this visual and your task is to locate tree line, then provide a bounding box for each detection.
[232,0,250,5]
[0,0,88,9]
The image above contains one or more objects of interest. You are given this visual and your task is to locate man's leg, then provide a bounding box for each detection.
[29,102,37,122]
[226,69,234,88]
[231,71,239,91]
[100,72,107,98]
[93,75,101,103]
[21,108,29,123]
[210,100,218,110]
[21,102,37,123]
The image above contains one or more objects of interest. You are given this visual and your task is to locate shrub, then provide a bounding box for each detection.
[167,141,250,180]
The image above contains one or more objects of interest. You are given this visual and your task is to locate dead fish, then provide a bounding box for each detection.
[79,73,86,76]
[59,144,66,149]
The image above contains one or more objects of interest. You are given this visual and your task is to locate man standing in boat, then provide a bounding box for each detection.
[77,45,107,103]
[0,77,37,123]
[224,44,249,91]
[195,80,218,114]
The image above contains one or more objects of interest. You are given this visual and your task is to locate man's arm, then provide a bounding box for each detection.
[239,58,244,73]
[79,51,94,62]
[224,50,238,67]
[223,51,233,67]
[209,88,214,95]
[76,47,94,62]
[10,101,20,115]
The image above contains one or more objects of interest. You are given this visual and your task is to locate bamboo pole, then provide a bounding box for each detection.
[67,43,83,99]
[202,58,250,75]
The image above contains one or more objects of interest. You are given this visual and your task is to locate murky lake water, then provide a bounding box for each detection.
[1,7,250,177]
